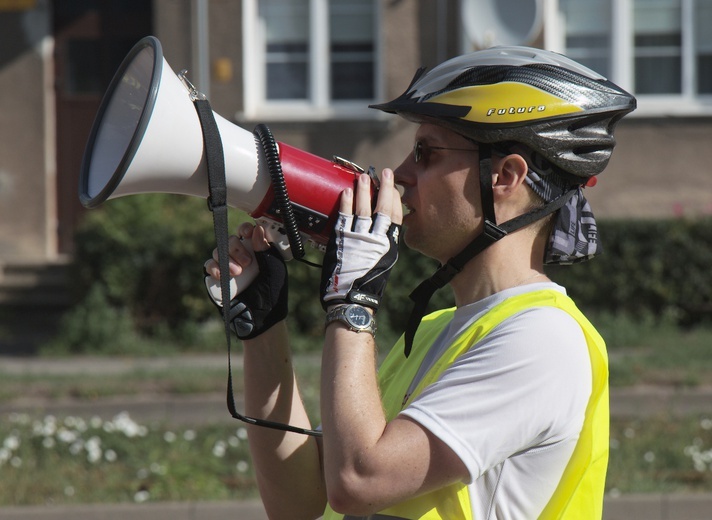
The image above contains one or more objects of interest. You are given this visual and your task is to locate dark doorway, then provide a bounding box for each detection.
[53,0,152,253]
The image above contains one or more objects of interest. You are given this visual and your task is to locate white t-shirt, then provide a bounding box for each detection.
[399,283,593,519]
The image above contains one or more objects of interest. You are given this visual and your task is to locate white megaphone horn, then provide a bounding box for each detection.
[79,36,376,302]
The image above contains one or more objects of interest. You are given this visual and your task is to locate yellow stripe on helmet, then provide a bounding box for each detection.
[428,82,584,123]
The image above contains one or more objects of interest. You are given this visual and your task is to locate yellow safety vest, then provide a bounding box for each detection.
[323,289,609,519]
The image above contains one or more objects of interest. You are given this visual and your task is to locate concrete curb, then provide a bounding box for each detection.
[603,492,712,520]
[0,500,267,520]
[3,494,712,520]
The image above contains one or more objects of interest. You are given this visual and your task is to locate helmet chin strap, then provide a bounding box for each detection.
[402,144,577,357]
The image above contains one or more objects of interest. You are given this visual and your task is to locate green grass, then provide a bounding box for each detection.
[2,411,712,506]
[3,320,712,505]
[600,320,712,387]
[0,367,227,402]
[0,413,258,505]
[607,415,712,494]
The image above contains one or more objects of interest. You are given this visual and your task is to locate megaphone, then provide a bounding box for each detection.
[79,36,376,299]
[461,0,543,48]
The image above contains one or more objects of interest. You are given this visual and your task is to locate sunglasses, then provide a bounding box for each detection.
[412,140,479,164]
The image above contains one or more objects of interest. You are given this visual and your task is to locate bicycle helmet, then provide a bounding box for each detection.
[370,46,636,179]
[370,46,637,356]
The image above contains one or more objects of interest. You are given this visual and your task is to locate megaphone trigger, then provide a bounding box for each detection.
[254,217,293,261]
[204,238,259,307]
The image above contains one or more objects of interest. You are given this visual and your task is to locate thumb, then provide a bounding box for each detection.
[251,224,271,252]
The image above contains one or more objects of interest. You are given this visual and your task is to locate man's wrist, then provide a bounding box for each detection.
[325,304,377,336]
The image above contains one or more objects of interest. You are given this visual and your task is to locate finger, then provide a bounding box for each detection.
[339,186,354,214]
[204,258,219,280]
[391,187,403,225]
[355,173,372,217]
[250,224,271,252]
[211,246,235,278]
[371,213,392,235]
[353,215,372,234]
[374,168,394,218]
[213,235,252,276]
[238,222,256,240]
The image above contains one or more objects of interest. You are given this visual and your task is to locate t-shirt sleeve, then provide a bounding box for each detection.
[399,306,593,482]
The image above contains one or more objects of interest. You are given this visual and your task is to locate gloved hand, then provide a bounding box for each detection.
[205,225,288,340]
[320,173,401,312]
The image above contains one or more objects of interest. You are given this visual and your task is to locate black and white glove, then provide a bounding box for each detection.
[320,211,401,312]
[206,245,288,340]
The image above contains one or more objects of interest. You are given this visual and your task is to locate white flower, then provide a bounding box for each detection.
[236,460,249,473]
[183,430,196,441]
[163,431,177,443]
[64,486,75,497]
[10,456,22,468]
[86,436,102,464]
[42,437,56,449]
[134,490,150,503]
[105,449,118,462]
[87,449,102,464]
[40,416,57,437]
[57,428,78,444]
[65,417,87,432]
[212,441,227,458]
[113,412,146,438]
[644,451,655,463]
[70,441,84,456]
[237,428,248,440]
[3,435,20,451]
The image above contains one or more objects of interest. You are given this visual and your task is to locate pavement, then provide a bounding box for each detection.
[2,354,712,519]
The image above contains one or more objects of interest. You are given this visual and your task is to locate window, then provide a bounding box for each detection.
[633,0,682,94]
[556,0,712,115]
[242,0,380,120]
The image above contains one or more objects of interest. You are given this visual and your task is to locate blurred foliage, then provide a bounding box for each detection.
[51,194,712,355]
[546,218,712,328]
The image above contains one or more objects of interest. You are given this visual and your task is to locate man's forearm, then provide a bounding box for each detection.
[320,323,388,512]
[243,321,326,519]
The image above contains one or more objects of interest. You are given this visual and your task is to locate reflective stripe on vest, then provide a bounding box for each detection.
[323,289,609,520]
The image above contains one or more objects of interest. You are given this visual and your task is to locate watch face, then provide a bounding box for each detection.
[346,305,371,328]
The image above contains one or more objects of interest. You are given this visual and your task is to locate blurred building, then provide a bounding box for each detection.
[1,0,711,259]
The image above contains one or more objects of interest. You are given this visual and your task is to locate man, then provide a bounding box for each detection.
[205,46,635,519]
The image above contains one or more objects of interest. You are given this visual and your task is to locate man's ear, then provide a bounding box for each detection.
[492,154,529,199]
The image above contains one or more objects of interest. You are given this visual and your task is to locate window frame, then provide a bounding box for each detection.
[545,0,712,117]
[240,0,383,121]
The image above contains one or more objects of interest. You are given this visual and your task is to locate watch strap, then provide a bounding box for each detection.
[325,304,376,336]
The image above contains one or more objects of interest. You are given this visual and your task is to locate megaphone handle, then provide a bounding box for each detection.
[204,239,259,305]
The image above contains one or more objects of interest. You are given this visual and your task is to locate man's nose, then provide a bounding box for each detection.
[393,156,415,188]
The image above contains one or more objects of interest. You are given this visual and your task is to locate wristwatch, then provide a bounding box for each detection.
[325,304,376,336]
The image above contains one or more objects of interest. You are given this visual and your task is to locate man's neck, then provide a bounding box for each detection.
[448,237,548,307]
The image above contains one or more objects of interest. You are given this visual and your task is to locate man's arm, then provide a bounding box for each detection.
[206,224,326,519]
[320,322,468,516]
[319,171,469,516]
[242,322,326,520]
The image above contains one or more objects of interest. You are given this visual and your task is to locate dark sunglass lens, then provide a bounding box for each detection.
[413,141,422,163]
